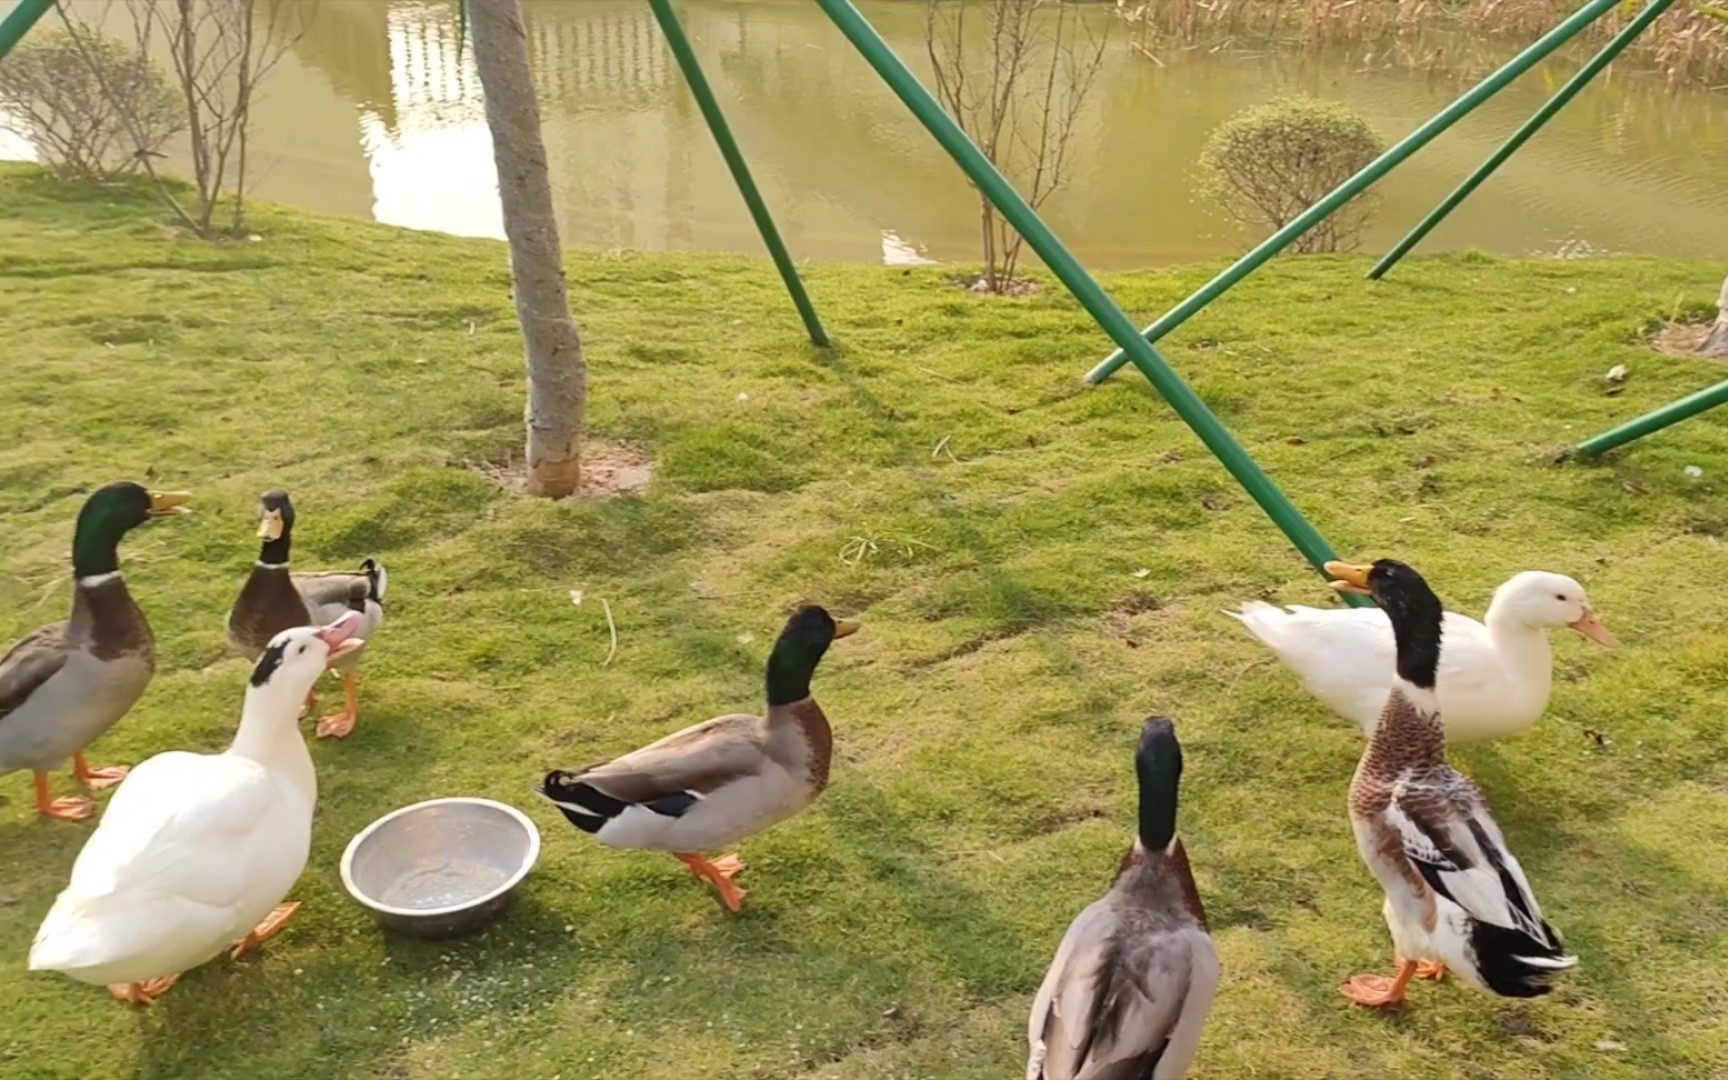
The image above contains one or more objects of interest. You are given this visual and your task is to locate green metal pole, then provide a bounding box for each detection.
[1575,378,1728,458]
[814,0,1367,604]
[1371,0,1672,280]
[648,0,828,347]
[0,0,54,62]
[1084,0,1622,385]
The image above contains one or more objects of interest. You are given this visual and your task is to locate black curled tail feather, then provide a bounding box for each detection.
[361,558,387,604]
[538,769,624,835]
[1468,918,1576,998]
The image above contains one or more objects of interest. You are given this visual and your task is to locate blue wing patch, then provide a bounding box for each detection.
[643,791,700,817]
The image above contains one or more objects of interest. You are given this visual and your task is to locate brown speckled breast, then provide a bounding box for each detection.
[1351,692,1445,816]
[1351,692,1448,915]
[787,698,833,793]
[72,577,153,665]
[229,565,313,655]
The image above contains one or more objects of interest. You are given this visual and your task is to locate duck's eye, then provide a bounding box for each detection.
[297,645,307,655]
[1555,594,1566,602]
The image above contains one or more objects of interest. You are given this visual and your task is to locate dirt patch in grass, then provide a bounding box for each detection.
[947,273,1044,297]
[467,440,652,499]
[1649,318,1724,362]
[1103,593,1172,647]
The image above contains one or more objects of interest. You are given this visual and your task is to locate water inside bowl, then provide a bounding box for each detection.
[379,858,510,911]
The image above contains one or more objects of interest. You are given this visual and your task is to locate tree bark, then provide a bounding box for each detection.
[468,0,586,497]
[1703,272,1728,359]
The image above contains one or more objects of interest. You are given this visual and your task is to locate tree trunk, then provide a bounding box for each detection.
[468,0,586,497]
[1703,272,1728,359]
[979,200,998,292]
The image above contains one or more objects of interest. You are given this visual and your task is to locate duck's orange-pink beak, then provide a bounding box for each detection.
[1568,609,1618,648]
[315,612,365,663]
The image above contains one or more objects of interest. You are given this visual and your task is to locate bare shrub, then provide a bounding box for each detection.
[1197,98,1385,255]
[0,28,180,182]
[56,0,314,237]
[925,0,1108,294]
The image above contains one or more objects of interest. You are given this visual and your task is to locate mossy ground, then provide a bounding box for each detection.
[2,165,1726,1078]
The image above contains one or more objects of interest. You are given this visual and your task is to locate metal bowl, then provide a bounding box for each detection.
[340,797,541,939]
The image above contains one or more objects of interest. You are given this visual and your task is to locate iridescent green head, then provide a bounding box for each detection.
[1135,716,1184,852]
[764,604,860,706]
[70,481,190,579]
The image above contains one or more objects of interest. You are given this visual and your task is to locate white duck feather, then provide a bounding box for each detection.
[1228,570,1616,742]
[30,617,363,996]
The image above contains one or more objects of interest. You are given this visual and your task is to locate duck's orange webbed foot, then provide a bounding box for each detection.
[314,675,359,740]
[1341,960,1417,1009]
[107,974,180,1006]
[1394,954,1446,981]
[33,772,93,822]
[676,852,749,913]
[231,901,301,960]
[73,752,129,791]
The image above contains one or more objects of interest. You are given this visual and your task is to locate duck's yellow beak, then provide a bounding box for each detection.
[257,509,284,540]
[1568,609,1619,648]
[147,490,192,517]
[1325,560,1373,596]
[833,617,861,639]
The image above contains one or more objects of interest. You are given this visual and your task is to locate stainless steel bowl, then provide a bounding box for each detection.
[340,797,541,939]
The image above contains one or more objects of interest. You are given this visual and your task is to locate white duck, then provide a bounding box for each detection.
[1228,570,1617,742]
[29,615,364,1005]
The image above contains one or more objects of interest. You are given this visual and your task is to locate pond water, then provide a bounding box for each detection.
[14,0,1728,269]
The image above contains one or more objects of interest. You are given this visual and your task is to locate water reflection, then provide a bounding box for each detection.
[20,0,1728,267]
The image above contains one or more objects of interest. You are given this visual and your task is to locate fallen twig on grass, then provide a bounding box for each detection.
[602,599,618,667]
[26,572,67,612]
[942,848,1008,863]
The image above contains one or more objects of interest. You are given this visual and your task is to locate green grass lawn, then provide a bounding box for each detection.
[2,164,1726,1079]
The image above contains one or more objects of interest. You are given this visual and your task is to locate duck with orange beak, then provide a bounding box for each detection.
[227,489,386,739]
[1333,558,1576,1009]
[1227,564,1616,743]
[539,605,859,912]
[0,482,191,821]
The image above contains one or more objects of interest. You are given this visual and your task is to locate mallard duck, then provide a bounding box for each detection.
[1227,570,1617,743]
[226,490,385,739]
[30,615,365,1005]
[538,605,858,912]
[1330,560,1576,1009]
[1026,717,1219,1080]
[0,482,190,821]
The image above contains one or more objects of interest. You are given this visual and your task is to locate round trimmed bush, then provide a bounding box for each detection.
[1198,97,1385,254]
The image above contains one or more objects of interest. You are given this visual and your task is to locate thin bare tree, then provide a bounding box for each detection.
[925,0,1107,293]
[1704,272,1728,359]
[467,0,587,498]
